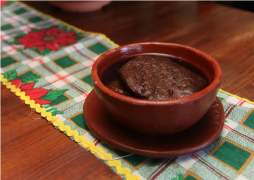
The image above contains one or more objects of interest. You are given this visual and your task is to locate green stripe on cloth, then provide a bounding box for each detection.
[212,140,251,171]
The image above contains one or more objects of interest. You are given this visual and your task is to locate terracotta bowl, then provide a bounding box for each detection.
[92,42,222,135]
[49,1,111,13]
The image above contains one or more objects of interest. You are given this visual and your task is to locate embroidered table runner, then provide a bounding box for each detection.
[1,2,254,180]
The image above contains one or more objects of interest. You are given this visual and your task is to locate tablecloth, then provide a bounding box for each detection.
[1,1,254,180]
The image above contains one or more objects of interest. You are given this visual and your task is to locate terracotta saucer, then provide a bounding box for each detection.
[83,90,224,158]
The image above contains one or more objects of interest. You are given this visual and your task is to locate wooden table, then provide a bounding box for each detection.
[2,1,254,180]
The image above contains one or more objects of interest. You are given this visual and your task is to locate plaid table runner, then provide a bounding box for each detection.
[1,2,254,180]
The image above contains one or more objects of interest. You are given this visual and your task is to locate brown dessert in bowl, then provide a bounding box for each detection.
[92,42,222,135]
[105,55,208,101]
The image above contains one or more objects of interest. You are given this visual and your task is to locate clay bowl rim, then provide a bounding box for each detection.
[92,42,222,106]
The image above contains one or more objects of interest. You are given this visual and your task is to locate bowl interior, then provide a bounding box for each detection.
[93,42,221,103]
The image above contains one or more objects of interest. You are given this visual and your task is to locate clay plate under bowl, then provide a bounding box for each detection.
[84,90,225,158]
[92,42,222,135]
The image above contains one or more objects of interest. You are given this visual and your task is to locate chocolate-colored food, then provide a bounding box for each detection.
[106,79,131,96]
[118,55,208,100]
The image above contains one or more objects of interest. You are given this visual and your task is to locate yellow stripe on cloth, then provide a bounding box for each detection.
[0,74,140,180]
[219,89,254,104]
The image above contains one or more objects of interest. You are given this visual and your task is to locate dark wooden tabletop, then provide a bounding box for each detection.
[1,1,254,180]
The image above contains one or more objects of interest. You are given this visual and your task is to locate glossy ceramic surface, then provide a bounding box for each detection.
[84,90,225,158]
[49,1,111,12]
[92,42,222,135]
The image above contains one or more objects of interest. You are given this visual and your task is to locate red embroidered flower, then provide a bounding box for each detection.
[1,0,8,7]
[9,78,53,104]
[1,0,7,6]
[16,27,78,51]
[1,1,14,8]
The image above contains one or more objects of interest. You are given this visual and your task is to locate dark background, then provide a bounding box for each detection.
[218,1,254,12]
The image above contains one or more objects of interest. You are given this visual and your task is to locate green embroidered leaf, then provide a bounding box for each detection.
[178,174,184,180]
[9,41,21,45]
[22,74,41,84]
[17,47,25,52]
[3,70,17,80]
[65,27,74,32]
[34,74,42,78]
[41,89,68,101]
[52,110,64,116]
[31,28,41,32]
[7,1,14,5]
[9,71,18,80]
[46,107,64,116]
[45,26,53,30]
[39,48,51,55]
[67,42,77,46]
[46,107,58,112]
[16,32,27,36]
[74,33,84,40]
[44,105,51,109]
[59,25,67,30]
[15,34,25,40]
[31,46,39,53]
[3,71,13,79]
